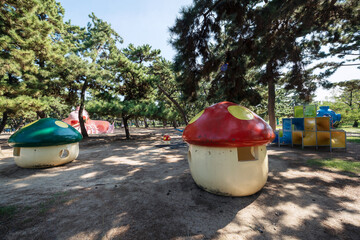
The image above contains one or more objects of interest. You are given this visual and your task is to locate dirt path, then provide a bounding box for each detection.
[0,128,359,239]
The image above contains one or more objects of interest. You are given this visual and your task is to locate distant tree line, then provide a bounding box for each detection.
[0,0,188,139]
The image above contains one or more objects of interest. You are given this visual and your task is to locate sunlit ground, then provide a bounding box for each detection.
[0,128,359,239]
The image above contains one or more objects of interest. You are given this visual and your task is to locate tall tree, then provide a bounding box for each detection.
[170,0,358,130]
[0,0,66,132]
[91,43,152,139]
[311,0,360,71]
[150,58,189,124]
[112,44,159,138]
[61,14,122,138]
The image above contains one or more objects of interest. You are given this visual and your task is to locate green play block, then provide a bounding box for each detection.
[294,106,304,118]
[304,105,317,117]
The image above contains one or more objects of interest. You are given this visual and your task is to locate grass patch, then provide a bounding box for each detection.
[338,126,360,133]
[347,136,360,143]
[38,192,69,215]
[307,159,360,174]
[0,206,17,218]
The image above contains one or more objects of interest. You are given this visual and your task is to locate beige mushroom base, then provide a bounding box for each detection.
[13,143,79,168]
[187,144,268,196]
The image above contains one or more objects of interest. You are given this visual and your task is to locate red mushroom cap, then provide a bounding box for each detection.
[182,101,275,147]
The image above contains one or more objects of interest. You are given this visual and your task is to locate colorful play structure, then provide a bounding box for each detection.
[317,106,342,126]
[273,105,346,151]
[62,107,114,135]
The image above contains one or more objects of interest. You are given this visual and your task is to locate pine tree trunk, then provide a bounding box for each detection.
[353,120,358,128]
[14,118,23,131]
[79,80,89,138]
[144,117,149,128]
[156,84,188,124]
[268,78,276,130]
[122,115,130,139]
[162,119,167,127]
[172,120,178,128]
[36,111,46,119]
[135,118,140,127]
[0,111,9,133]
[153,120,156,127]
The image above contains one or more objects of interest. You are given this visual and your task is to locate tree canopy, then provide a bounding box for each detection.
[1,0,359,136]
[170,0,360,129]
[0,0,67,130]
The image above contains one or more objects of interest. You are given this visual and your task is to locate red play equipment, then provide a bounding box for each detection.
[63,107,114,134]
[163,135,171,141]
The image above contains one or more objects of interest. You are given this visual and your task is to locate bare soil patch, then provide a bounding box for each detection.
[0,128,359,239]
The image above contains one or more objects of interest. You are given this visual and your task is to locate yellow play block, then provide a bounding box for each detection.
[316,117,330,131]
[303,131,316,146]
[331,130,346,148]
[292,131,303,145]
[317,132,330,146]
[304,118,316,131]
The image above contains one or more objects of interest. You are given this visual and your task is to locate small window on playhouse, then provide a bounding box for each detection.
[13,147,21,156]
[59,149,69,158]
[237,147,258,161]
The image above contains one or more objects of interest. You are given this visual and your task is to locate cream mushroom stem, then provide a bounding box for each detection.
[13,143,79,168]
[187,144,268,196]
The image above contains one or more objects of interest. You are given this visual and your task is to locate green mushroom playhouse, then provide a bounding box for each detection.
[8,118,83,168]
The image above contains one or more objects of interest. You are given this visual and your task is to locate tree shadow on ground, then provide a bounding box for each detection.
[0,133,259,239]
[0,130,359,239]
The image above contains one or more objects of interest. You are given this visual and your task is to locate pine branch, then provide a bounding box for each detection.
[203,0,222,17]
[340,63,360,66]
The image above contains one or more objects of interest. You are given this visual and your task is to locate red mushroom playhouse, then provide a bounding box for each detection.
[183,102,275,196]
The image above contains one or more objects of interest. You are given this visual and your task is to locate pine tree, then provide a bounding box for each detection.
[0,0,66,132]
[150,58,189,124]
[86,42,153,139]
[170,0,358,130]
[59,14,122,138]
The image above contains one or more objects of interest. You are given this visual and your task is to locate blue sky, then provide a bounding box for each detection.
[57,0,358,101]
[57,0,193,61]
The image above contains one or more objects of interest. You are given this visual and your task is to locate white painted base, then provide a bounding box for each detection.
[187,145,268,196]
[13,143,79,168]
[162,140,171,145]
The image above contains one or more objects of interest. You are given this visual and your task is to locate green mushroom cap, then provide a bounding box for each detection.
[8,118,83,147]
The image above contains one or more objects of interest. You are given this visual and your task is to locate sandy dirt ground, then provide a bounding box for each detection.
[0,127,359,240]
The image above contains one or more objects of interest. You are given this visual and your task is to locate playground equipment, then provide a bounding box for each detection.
[174,128,184,133]
[182,101,275,197]
[274,105,346,151]
[63,107,114,134]
[8,118,82,168]
[317,106,341,127]
[162,135,171,144]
